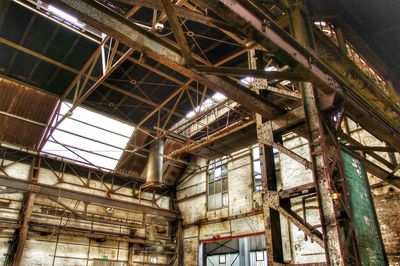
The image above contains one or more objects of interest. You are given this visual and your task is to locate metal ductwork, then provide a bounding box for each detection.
[145,139,164,184]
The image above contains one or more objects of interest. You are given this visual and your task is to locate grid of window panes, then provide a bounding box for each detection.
[208,157,228,210]
[252,145,281,191]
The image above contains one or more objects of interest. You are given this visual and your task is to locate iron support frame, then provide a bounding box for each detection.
[288,2,359,264]
[45,0,283,119]
[0,174,179,219]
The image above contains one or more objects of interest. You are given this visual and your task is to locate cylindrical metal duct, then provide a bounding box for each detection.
[145,139,164,183]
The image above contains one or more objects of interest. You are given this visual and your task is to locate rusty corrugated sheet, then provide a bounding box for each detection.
[0,78,58,149]
[116,131,190,184]
[115,129,148,178]
[162,140,190,185]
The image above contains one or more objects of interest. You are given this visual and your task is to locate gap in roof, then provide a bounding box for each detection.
[186,92,227,118]
[13,0,102,41]
[47,4,84,28]
[42,102,134,171]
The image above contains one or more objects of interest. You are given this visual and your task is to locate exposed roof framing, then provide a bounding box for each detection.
[0,0,399,186]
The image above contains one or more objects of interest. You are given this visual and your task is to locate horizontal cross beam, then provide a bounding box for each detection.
[0,174,179,219]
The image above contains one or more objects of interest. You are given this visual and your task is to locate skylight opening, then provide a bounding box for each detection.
[47,5,84,28]
[186,92,227,118]
[240,76,254,86]
[241,66,279,86]
[13,0,102,41]
[265,66,277,72]
[42,102,134,171]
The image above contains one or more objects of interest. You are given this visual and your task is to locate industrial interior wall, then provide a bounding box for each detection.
[0,158,170,266]
[177,136,324,265]
[177,119,400,265]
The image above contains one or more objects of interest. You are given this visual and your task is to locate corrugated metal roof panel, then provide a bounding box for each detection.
[116,130,148,178]
[0,77,58,149]
[162,140,189,185]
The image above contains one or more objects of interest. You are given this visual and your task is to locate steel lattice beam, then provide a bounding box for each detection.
[45,0,283,120]
[193,0,400,152]
[0,174,179,219]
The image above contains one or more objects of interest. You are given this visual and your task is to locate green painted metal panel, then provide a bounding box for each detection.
[341,149,387,265]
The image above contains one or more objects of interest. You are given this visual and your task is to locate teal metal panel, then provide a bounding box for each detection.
[341,149,387,265]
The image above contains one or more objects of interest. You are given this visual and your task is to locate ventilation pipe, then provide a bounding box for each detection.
[145,139,164,184]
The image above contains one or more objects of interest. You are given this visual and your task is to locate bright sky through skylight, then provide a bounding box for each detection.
[47,5,84,28]
[186,92,227,118]
[42,102,134,170]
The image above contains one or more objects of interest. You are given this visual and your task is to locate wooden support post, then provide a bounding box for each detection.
[12,191,37,266]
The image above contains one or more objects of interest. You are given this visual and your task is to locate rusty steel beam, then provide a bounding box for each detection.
[160,0,306,92]
[0,174,179,219]
[194,0,400,152]
[338,132,395,170]
[195,65,308,81]
[279,182,316,199]
[46,0,283,119]
[0,36,192,123]
[348,145,397,153]
[194,0,344,92]
[116,0,237,33]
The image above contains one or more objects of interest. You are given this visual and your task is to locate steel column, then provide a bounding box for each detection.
[250,49,285,264]
[288,2,357,264]
[11,192,37,266]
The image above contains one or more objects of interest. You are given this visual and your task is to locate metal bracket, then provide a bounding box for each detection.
[28,184,40,193]
[264,191,280,209]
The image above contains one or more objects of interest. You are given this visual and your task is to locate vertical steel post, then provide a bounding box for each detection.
[6,156,40,266]
[12,192,36,266]
[176,220,184,266]
[251,49,285,264]
[127,243,133,265]
[288,1,342,265]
